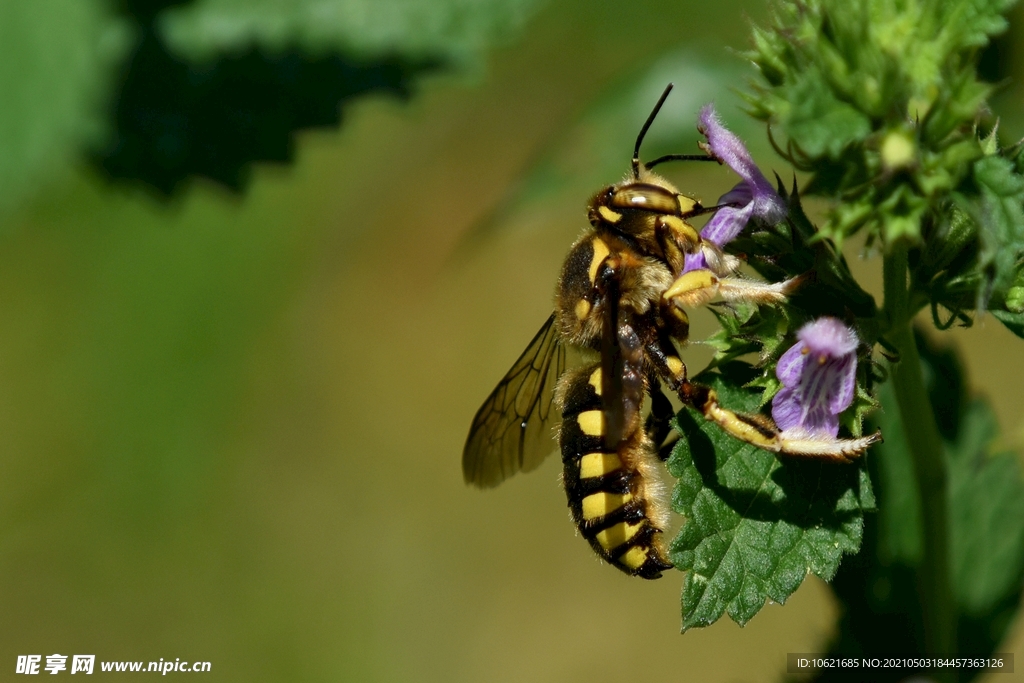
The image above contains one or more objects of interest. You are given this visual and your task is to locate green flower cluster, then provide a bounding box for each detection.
[744,0,1024,331]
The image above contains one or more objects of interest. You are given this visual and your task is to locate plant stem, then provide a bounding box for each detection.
[882,242,955,670]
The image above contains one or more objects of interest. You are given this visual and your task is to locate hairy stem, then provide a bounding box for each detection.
[883,242,955,670]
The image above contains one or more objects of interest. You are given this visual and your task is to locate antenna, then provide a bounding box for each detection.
[632,84,674,179]
[645,153,720,169]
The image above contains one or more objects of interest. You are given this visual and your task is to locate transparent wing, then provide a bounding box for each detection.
[463,314,567,488]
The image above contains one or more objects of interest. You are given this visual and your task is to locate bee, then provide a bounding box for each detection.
[463,85,879,579]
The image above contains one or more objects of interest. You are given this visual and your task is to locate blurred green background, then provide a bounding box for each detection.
[1,0,1022,680]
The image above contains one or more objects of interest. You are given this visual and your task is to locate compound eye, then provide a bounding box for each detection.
[610,185,679,214]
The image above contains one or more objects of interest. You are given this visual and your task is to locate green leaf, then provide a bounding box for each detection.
[0,0,130,213]
[744,0,1014,255]
[96,33,441,196]
[939,0,1016,51]
[781,68,871,159]
[667,362,874,629]
[158,0,546,65]
[991,308,1024,337]
[948,399,1024,616]
[819,329,1024,668]
[962,155,1024,306]
[1003,266,1024,313]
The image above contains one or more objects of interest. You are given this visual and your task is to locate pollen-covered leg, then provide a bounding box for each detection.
[662,268,802,310]
[556,363,673,579]
[691,386,881,463]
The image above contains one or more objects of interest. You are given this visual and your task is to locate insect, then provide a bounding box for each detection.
[463,85,880,579]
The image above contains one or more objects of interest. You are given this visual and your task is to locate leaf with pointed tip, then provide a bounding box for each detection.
[668,361,874,629]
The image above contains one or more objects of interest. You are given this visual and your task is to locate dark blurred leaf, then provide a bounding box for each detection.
[96,0,553,195]
[0,0,130,213]
[948,400,1024,618]
[95,24,441,195]
[667,362,873,629]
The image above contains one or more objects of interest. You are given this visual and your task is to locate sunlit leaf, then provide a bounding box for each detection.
[966,155,1024,305]
[668,361,873,629]
[0,1,130,214]
[158,0,546,64]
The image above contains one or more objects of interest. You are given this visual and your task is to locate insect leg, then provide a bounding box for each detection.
[653,214,700,273]
[662,267,803,310]
[644,381,677,461]
[685,382,881,462]
[644,338,880,462]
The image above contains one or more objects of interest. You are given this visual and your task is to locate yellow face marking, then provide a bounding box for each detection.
[588,368,602,395]
[575,299,591,320]
[577,410,604,437]
[618,546,649,570]
[597,206,623,224]
[581,491,632,520]
[677,194,699,215]
[595,521,642,551]
[666,356,684,379]
[588,238,611,284]
[579,452,622,478]
[660,214,700,248]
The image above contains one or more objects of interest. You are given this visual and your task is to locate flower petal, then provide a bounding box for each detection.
[682,251,706,273]
[770,317,860,440]
[828,354,857,415]
[699,103,786,223]
[798,317,860,357]
[700,195,754,247]
[771,386,803,432]
[775,341,807,386]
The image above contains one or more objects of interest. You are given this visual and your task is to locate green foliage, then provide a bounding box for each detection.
[959,155,1024,305]
[2,0,541,202]
[0,0,130,212]
[158,0,545,64]
[667,363,874,629]
[746,0,1024,337]
[708,179,881,435]
[729,179,877,320]
[815,333,1024,681]
[947,403,1024,617]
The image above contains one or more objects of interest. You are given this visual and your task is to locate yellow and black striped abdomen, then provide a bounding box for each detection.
[556,364,673,579]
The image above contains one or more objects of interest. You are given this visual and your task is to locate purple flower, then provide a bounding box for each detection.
[683,104,787,272]
[771,318,859,439]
